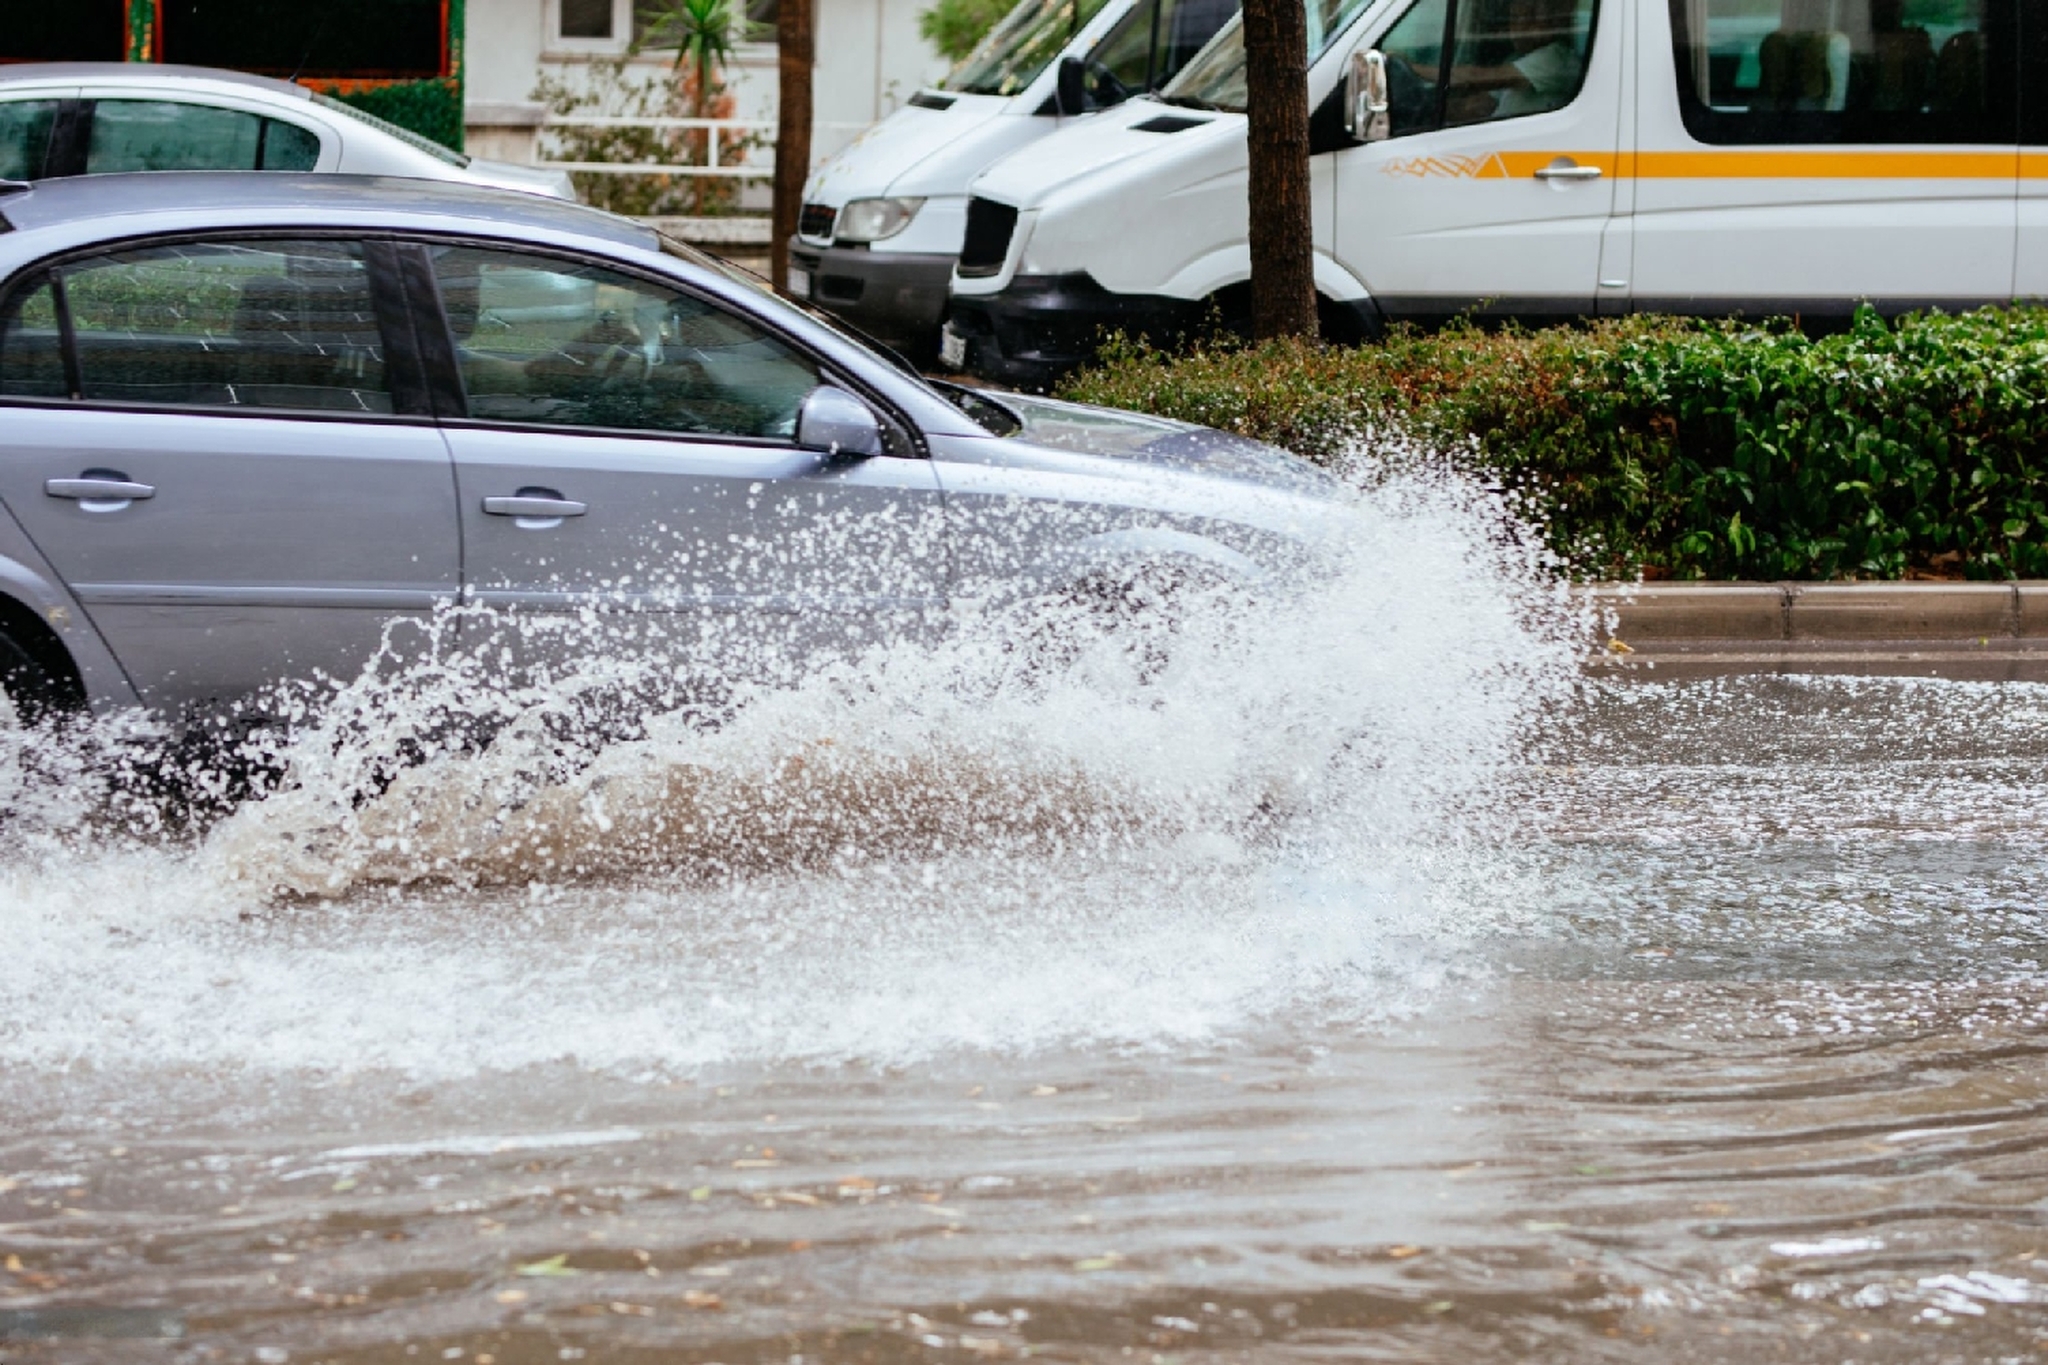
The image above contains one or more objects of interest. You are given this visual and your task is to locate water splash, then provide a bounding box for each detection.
[0,467,1581,1074]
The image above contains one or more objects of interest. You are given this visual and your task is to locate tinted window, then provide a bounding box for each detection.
[1670,0,2018,144]
[0,277,67,399]
[429,246,821,440]
[260,119,322,170]
[60,240,393,413]
[87,100,264,172]
[0,101,59,180]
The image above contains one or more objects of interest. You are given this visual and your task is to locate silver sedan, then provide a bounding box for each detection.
[0,173,1342,727]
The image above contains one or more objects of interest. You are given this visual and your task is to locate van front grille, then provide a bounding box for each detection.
[798,202,836,240]
[957,197,1018,278]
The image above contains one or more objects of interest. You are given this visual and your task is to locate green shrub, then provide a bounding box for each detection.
[1057,309,2048,581]
[326,78,464,153]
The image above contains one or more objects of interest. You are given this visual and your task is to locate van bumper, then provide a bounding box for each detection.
[945,274,1202,391]
[788,238,955,356]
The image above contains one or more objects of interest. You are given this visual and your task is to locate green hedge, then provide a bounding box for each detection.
[1057,308,2048,581]
[327,78,464,153]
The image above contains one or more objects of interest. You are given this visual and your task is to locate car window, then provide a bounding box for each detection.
[0,100,59,180]
[56,239,394,413]
[428,246,822,441]
[0,277,67,399]
[260,119,323,170]
[1670,0,2018,144]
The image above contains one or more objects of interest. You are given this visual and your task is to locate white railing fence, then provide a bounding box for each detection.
[538,116,871,179]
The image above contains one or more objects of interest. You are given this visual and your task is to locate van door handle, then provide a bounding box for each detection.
[47,472,156,512]
[1534,160,1603,181]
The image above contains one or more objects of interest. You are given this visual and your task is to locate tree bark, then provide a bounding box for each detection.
[1241,0,1317,340]
[771,0,815,295]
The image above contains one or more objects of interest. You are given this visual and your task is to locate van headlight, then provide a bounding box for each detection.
[835,197,925,243]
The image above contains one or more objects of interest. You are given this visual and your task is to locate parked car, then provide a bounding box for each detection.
[945,0,2043,389]
[789,0,1238,359]
[0,173,1339,726]
[0,62,572,199]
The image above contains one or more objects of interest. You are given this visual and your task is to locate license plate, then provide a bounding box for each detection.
[938,321,968,369]
[786,265,811,299]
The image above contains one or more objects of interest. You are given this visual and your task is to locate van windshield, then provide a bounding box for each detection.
[945,0,1116,95]
[1160,0,1376,110]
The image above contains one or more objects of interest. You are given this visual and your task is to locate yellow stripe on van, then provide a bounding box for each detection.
[1489,150,2019,180]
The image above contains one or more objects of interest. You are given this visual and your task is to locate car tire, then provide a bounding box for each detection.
[0,628,64,728]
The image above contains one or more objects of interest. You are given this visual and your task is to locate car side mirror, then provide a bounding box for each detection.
[1342,49,1391,142]
[796,385,885,459]
[1056,56,1088,116]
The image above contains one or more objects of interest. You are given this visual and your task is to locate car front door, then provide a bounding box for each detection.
[1330,0,1624,322]
[411,243,946,675]
[1628,0,2018,316]
[0,236,461,717]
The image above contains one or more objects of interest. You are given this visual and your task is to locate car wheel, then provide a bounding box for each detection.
[1020,560,1235,686]
[0,628,70,729]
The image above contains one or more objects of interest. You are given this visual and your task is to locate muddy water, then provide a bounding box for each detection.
[4,481,2048,1362]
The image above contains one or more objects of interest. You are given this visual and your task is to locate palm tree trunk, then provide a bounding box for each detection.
[1242,0,1317,339]
[772,0,815,294]
[693,47,713,214]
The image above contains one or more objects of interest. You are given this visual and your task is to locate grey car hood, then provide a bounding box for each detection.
[947,387,1338,495]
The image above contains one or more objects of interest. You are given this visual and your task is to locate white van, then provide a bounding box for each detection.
[946,0,2039,388]
[788,0,1238,357]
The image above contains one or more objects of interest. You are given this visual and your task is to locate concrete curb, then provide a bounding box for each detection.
[1576,582,2048,680]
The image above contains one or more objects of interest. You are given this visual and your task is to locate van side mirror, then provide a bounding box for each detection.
[1056,56,1088,115]
[1342,49,1391,142]
[796,385,884,459]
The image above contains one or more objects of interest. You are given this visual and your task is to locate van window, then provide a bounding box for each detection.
[1669,0,2018,144]
[1162,0,1376,110]
[1371,0,1599,134]
[1079,0,1239,108]
[946,0,1116,96]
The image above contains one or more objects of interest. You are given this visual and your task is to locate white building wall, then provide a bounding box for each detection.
[464,0,949,176]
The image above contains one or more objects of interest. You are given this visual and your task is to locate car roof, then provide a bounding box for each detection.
[0,173,657,252]
[0,62,313,100]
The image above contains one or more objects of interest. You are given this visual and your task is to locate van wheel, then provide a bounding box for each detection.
[0,629,68,729]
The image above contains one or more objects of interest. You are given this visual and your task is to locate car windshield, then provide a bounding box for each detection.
[310,91,472,167]
[1160,0,1376,109]
[944,0,1115,95]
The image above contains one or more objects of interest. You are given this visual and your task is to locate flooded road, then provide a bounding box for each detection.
[3,481,2046,1362]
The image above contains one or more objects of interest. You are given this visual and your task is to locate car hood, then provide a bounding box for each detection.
[967,97,1236,210]
[805,93,1012,207]
[960,387,1337,495]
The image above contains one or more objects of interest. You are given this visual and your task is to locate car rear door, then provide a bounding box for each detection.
[404,241,946,674]
[0,235,460,717]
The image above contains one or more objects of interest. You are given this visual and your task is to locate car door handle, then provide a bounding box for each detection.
[1533,161,1603,181]
[482,495,587,518]
[47,474,156,510]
